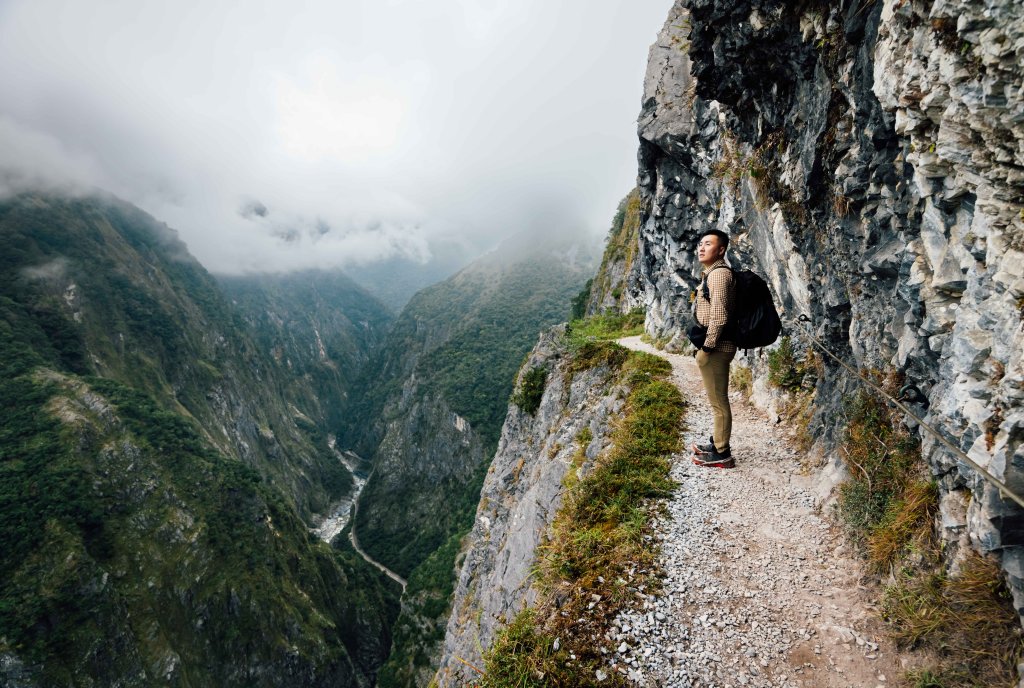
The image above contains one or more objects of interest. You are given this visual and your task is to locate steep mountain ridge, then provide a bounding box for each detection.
[348,239,599,574]
[0,193,367,517]
[218,270,393,439]
[0,192,398,686]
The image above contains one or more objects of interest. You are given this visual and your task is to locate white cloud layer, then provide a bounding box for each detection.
[0,0,672,273]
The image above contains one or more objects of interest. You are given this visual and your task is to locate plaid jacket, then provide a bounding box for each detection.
[695,259,736,353]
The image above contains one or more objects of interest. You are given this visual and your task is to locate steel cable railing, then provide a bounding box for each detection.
[791,314,1024,510]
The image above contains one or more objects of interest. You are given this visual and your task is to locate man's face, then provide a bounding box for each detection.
[697,234,725,265]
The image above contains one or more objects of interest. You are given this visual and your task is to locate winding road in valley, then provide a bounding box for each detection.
[349,483,408,592]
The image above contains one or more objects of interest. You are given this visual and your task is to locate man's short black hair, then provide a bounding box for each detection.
[698,229,729,250]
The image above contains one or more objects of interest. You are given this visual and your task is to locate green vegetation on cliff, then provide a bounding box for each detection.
[481,317,686,687]
[374,532,464,688]
[511,365,548,415]
[584,188,642,314]
[836,377,1022,687]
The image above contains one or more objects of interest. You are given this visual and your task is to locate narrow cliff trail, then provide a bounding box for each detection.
[612,336,910,688]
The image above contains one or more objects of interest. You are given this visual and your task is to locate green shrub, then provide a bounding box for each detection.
[480,608,607,688]
[512,366,548,415]
[567,341,629,374]
[766,336,806,390]
[730,364,752,394]
[569,279,593,321]
[836,386,921,546]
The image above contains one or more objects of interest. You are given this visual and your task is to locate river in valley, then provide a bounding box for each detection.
[313,438,369,542]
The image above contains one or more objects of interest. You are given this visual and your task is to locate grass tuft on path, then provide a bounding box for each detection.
[566,309,645,344]
[886,553,1023,688]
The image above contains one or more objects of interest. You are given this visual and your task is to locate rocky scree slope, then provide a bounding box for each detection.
[625,0,1024,613]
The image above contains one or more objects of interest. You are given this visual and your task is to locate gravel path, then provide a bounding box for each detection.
[609,337,903,688]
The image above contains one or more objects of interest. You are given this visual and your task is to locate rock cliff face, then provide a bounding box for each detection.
[218,270,393,436]
[434,327,629,686]
[628,0,1024,611]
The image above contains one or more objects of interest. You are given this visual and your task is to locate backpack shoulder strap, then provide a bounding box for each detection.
[702,265,733,301]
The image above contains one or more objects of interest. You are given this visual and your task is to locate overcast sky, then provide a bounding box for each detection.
[0,1,672,274]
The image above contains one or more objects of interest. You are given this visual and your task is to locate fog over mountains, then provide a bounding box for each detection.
[0,0,673,276]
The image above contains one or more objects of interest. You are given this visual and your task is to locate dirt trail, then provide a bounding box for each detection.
[612,336,905,688]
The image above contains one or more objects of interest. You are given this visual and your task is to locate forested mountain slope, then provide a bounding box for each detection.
[219,270,393,436]
[0,192,398,686]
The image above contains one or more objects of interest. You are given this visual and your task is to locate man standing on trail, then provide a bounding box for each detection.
[691,229,737,469]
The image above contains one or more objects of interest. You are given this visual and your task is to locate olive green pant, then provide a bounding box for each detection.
[696,348,736,451]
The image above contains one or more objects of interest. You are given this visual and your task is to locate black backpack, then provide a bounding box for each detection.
[704,266,782,349]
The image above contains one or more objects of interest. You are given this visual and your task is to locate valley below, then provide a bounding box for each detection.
[313,442,370,543]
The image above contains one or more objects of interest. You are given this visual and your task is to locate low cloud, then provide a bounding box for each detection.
[0,0,673,274]
[0,116,106,199]
[21,257,70,282]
